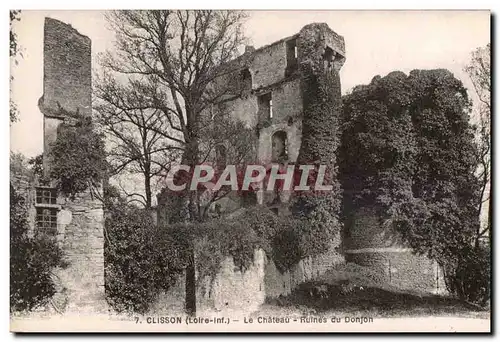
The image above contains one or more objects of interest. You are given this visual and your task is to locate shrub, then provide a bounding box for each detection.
[271,218,302,273]
[104,202,186,314]
[442,243,490,306]
[10,184,65,312]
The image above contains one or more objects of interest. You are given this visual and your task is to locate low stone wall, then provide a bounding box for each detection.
[345,249,446,294]
[51,190,106,314]
[157,245,344,314]
[345,205,447,294]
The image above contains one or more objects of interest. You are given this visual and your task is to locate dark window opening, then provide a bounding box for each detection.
[286,39,298,76]
[258,92,273,121]
[323,47,335,71]
[35,207,58,236]
[271,131,288,162]
[36,187,57,205]
[240,68,252,92]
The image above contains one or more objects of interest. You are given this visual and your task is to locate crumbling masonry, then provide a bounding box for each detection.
[19,18,106,313]
[156,23,444,313]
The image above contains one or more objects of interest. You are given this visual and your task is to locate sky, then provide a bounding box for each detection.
[10,10,491,158]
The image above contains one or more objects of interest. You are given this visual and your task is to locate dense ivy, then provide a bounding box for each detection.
[104,202,298,313]
[104,201,188,314]
[49,116,108,199]
[340,69,487,304]
[166,206,282,278]
[289,58,343,259]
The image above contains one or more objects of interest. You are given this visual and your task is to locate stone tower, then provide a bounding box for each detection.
[37,18,105,313]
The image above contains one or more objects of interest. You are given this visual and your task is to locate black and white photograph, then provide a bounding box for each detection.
[8,9,491,333]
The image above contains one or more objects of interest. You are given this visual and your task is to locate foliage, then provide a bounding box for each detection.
[10,152,33,181]
[442,243,490,306]
[290,60,343,259]
[10,10,21,58]
[10,10,21,123]
[464,44,490,111]
[340,69,486,304]
[28,154,44,179]
[104,204,286,314]
[101,11,249,314]
[49,117,108,199]
[104,201,187,314]
[10,184,65,312]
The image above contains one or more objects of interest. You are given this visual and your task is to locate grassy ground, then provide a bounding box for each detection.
[259,279,490,319]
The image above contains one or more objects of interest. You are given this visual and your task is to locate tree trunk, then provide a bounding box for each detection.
[182,125,200,316]
[185,246,196,316]
[144,168,152,209]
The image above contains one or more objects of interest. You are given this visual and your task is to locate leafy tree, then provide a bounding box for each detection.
[49,117,108,199]
[27,154,44,179]
[101,10,248,315]
[10,152,34,182]
[340,70,486,303]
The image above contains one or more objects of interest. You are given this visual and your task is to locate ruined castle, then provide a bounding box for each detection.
[156,23,444,312]
[15,18,443,315]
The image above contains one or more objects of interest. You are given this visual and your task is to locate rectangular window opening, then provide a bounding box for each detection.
[258,92,273,121]
[35,207,58,236]
[286,39,298,76]
[35,187,57,205]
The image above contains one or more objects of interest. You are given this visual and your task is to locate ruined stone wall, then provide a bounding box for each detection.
[40,17,92,118]
[37,17,105,313]
[257,80,303,164]
[52,191,106,313]
[250,37,295,89]
[39,18,92,171]
[157,24,348,314]
[344,206,446,294]
[157,23,443,315]
[157,245,344,315]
